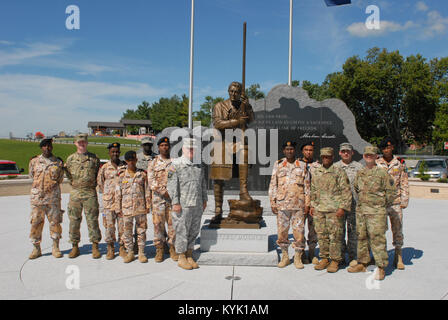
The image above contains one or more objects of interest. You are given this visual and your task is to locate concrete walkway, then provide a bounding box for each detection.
[0,195,447,300]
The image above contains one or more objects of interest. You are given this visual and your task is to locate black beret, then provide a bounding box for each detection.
[157,137,170,146]
[39,138,53,148]
[124,150,137,161]
[379,137,394,150]
[107,142,121,150]
[282,141,297,149]
[300,141,315,150]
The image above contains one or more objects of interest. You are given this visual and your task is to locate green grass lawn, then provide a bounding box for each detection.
[55,137,141,145]
[0,139,139,174]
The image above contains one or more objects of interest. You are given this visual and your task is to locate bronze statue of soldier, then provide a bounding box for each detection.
[210,81,255,225]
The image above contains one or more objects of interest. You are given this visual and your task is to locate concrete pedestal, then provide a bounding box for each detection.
[197,219,278,267]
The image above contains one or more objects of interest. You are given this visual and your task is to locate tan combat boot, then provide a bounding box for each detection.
[138,246,148,263]
[123,250,135,263]
[348,263,367,273]
[277,249,290,268]
[178,253,193,270]
[238,164,253,201]
[394,248,405,270]
[92,242,101,259]
[375,267,386,280]
[106,243,115,260]
[294,251,304,269]
[68,243,80,259]
[119,244,127,258]
[169,245,179,261]
[349,259,358,268]
[309,246,319,265]
[186,249,199,269]
[314,258,330,270]
[52,240,62,258]
[327,260,339,273]
[154,246,164,263]
[29,244,42,260]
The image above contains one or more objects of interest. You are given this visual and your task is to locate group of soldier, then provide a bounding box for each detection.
[269,138,409,280]
[28,134,207,271]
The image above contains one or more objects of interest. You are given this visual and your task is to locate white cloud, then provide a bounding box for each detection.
[0,40,14,46]
[422,10,448,38]
[0,74,170,137]
[0,42,66,67]
[416,1,429,12]
[347,20,416,37]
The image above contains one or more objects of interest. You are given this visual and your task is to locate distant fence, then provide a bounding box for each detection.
[10,138,139,148]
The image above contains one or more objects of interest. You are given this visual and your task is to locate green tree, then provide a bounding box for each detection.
[245,84,265,100]
[292,77,336,101]
[121,101,151,134]
[149,95,189,132]
[431,57,448,154]
[193,96,224,127]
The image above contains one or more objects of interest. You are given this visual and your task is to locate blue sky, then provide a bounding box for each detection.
[1,0,447,137]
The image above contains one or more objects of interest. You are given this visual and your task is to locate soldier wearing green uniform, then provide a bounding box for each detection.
[310,147,352,273]
[64,134,102,259]
[348,146,396,281]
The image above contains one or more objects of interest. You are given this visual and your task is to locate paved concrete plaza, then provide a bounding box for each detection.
[0,194,447,300]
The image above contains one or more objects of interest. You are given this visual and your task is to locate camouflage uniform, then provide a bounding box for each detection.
[311,164,352,262]
[300,158,320,250]
[115,169,151,251]
[29,155,64,244]
[97,160,126,245]
[136,151,156,171]
[167,155,207,254]
[376,156,409,249]
[148,155,175,248]
[65,152,101,244]
[269,158,310,252]
[354,166,397,267]
[334,159,363,261]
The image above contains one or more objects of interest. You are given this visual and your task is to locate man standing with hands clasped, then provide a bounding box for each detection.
[310,147,352,273]
[167,138,207,270]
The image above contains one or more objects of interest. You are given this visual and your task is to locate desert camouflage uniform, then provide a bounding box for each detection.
[311,164,352,262]
[354,166,397,267]
[167,155,207,254]
[376,156,409,249]
[334,159,363,261]
[65,152,101,244]
[148,155,175,248]
[29,155,65,244]
[115,169,151,251]
[300,158,320,249]
[97,160,126,245]
[269,158,310,252]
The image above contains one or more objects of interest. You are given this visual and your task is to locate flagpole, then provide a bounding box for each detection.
[188,0,195,129]
[288,0,293,86]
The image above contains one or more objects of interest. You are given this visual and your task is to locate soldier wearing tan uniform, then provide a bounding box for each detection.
[28,138,65,259]
[348,146,397,280]
[376,137,409,270]
[269,141,311,269]
[64,134,102,259]
[299,141,320,265]
[310,147,352,273]
[147,137,177,262]
[97,142,126,260]
[115,151,151,263]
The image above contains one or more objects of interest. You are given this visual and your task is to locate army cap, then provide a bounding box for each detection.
[320,147,334,157]
[379,137,394,150]
[75,133,88,143]
[107,142,120,150]
[364,145,378,155]
[339,143,353,151]
[282,141,297,149]
[39,138,53,148]
[157,136,170,146]
[141,136,154,145]
[182,137,199,149]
